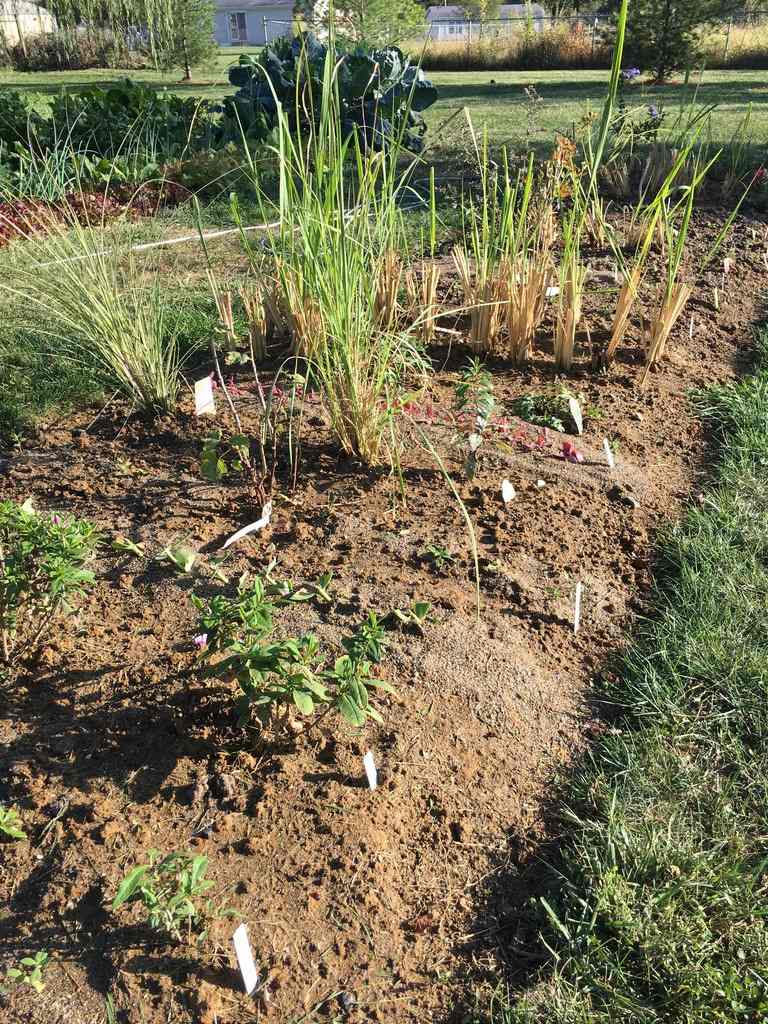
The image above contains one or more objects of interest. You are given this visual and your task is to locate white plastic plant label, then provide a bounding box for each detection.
[363,750,378,791]
[603,438,615,469]
[568,397,583,435]
[573,582,583,634]
[501,479,516,504]
[232,923,259,996]
[222,502,273,550]
[194,376,216,417]
[545,285,560,298]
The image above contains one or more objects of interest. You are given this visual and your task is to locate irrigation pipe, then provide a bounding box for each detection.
[28,193,431,270]
[31,218,283,269]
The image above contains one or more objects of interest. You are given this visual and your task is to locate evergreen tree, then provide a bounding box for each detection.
[157,0,217,81]
[614,0,736,81]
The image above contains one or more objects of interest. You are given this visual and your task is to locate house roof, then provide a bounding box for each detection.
[427,4,546,19]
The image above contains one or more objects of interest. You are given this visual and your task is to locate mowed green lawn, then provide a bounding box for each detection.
[1,50,768,149]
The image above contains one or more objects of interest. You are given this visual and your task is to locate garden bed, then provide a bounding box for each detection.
[0,209,765,1024]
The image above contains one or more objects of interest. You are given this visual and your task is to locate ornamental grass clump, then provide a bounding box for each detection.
[0,499,98,665]
[235,33,426,467]
[0,206,184,414]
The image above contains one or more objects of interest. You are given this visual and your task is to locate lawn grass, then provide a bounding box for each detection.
[1,57,767,150]
[502,327,768,1022]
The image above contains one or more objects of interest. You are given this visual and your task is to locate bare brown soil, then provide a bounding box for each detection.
[0,211,765,1024]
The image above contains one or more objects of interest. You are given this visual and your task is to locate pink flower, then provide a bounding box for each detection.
[51,514,62,526]
[193,633,208,650]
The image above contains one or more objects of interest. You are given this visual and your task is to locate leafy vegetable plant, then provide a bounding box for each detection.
[5,951,49,994]
[193,576,395,729]
[111,851,217,944]
[0,500,98,665]
[0,805,26,840]
[226,34,437,152]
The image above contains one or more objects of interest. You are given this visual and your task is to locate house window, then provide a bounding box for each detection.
[228,12,247,44]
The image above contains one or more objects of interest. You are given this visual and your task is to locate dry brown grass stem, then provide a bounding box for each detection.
[280,268,325,359]
[241,287,268,363]
[215,290,238,347]
[405,260,442,346]
[605,265,642,365]
[554,264,587,371]
[503,252,552,364]
[452,245,506,354]
[375,249,402,330]
[641,282,693,384]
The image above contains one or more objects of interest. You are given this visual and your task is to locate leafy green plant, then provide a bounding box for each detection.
[193,577,395,729]
[389,601,433,631]
[454,357,495,479]
[5,951,49,994]
[226,34,437,152]
[111,851,216,944]
[424,544,454,569]
[0,500,98,665]
[508,389,577,433]
[0,805,26,840]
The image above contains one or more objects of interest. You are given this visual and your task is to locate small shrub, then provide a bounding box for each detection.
[0,500,98,666]
[112,851,217,944]
[9,31,125,72]
[193,576,396,729]
[0,91,45,151]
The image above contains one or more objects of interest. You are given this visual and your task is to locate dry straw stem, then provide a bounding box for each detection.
[374,249,402,330]
[215,290,238,347]
[405,260,441,346]
[641,281,693,383]
[241,287,268,364]
[503,251,552,365]
[452,244,506,354]
[605,264,642,365]
[555,261,587,372]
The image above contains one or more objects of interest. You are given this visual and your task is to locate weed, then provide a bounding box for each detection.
[0,499,98,665]
[424,545,455,569]
[111,851,219,944]
[0,805,26,840]
[4,951,49,994]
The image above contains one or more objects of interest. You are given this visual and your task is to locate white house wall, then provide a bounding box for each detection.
[214,5,292,46]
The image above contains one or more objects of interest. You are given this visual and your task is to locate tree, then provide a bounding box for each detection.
[612,0,737,81]
[458,0,502,21]
[157,0,217,81]
[295,0,426,46]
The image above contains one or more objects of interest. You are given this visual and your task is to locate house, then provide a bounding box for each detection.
[213,0,294,46]
[0,0,55,48]
[426,4,547,40]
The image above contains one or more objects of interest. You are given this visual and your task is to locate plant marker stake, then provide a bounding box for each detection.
[689,315,694,339]
[363,750,378,791]
[232,924,259,996]
[222,501,273,550]
[603,438,615,469]
[573,582,583,634]
[501,479,515,504]
[194,376,215,417]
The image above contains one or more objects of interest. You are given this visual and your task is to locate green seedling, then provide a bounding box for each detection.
[0,805,26,840]
[112,851,216,944]
[156,544,197,575]
[0,499,98,665]
[424,545,455,569]
[200,430,252,483]
[508,388,585,433]
[112,537,146,558]
[389,601,434,631]
[455,358,495,480]
[5,951,49,994]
